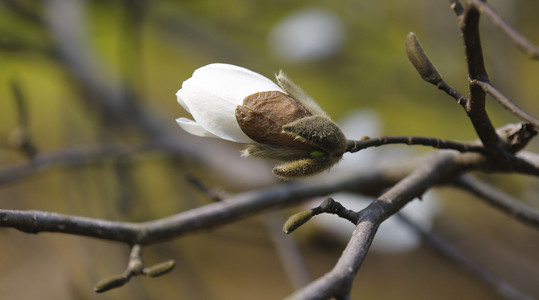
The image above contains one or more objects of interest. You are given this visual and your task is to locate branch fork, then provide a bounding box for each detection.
[94,244,175,293]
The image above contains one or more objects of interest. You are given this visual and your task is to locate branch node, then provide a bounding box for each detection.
[283,198,360,234]
[283,209,315,234]
[94,244,175,293]
[497,123,537,154]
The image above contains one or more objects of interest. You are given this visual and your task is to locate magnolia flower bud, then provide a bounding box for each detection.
[176,63,346,179]
[235,91,313,149]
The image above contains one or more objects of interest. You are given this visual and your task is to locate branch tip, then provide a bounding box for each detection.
[405,32,443,85]
[94,274,128,293]
[283,210,315,234]
[144,260,176,278]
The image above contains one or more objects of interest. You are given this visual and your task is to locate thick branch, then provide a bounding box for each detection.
[460,4,501,149]
[0,168,403,244]
[288,147,539,299]
[4,147,536,249]
[287,151,467,299]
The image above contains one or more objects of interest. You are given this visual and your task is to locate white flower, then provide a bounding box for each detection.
[175,63,347,179]
[176,63,284,143]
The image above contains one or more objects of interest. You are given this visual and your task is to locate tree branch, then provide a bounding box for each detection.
[1,1,538,298]
[0,137,201,186]
[405,28,501,151]
[346,136,487,154]
[470,0,539,59]
[473,80,539,128]
[454,174,539,228]
[459,4,501,150]
[2,80,39,158]
[283,198,359,234]
[43,0,171,137]
[94,244,175,293]
[405,32,469,108]
[287,151,467,299]
[0,166,404,245]
[287,144,539,299]
[396,213,535,300]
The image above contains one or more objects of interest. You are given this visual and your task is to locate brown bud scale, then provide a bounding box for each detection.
[236,91,315,149]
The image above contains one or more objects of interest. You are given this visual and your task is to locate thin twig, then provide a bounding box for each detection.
[185,174,228,202]
[396,213,535,300]
[0,142,160,186]
[9,79,38,157]
[405,28,502,150]
[185,174,312,289]
[437,80,469,108]
[1,0,45,25]
[454,174,539,228]
[473,80,539,128]
[449,0,464,17]
[0,137,200,186]
[44,0,171,137]
[470,0,539,59]
[94,244,175,293]
[264,211,311,290]
[405,32,469,108]
[345,136,487,154]
[283,198,359,234]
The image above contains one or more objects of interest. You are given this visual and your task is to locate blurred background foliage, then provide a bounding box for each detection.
[1,0,538,299]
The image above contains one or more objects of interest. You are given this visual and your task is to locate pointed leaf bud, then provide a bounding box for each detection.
[94,274,128,293]
[405,32,442,85]
[144,260,176,278]
[283,210,315,234]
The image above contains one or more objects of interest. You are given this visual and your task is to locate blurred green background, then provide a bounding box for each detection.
[1,0,539,299]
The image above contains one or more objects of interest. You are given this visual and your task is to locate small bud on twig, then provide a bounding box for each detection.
[144,260,176,278]
[283,210,315,234]
[94,274,128,293]
[283,197,361,235]
[94,244,176,293]
[405,32,442,85]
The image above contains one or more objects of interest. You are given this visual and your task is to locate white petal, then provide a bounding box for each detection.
[176,117,219,138]
[176,63,283,142]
